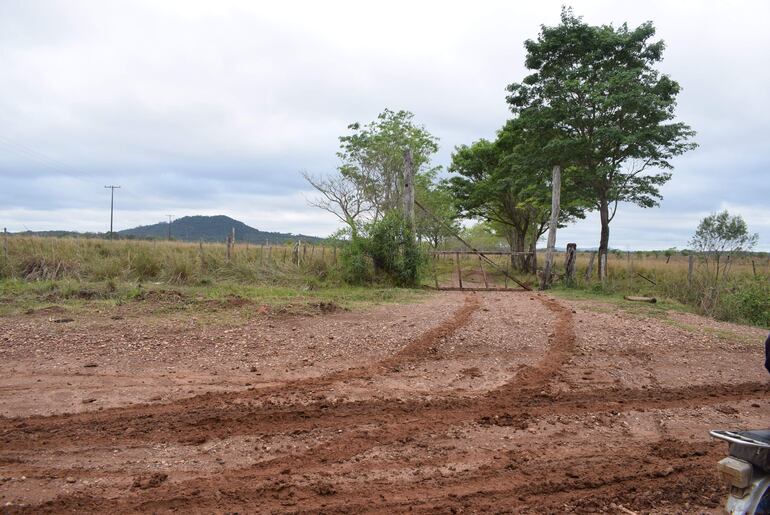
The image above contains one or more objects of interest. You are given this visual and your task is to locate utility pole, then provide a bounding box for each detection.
[167,215,173,241]
[104,185,121,239]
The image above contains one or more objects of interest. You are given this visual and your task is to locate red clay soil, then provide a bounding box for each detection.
[1,291,769,514]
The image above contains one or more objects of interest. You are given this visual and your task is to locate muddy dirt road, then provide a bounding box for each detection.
[1,292,768,513]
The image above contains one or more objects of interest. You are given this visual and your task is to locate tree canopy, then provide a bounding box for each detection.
[506,8,696,278]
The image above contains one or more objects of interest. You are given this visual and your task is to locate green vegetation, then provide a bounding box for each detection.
[0,235,427,316]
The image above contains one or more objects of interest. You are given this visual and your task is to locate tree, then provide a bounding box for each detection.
[302,171,371,237]
[303,109,441,237]
[448,120,585,274]
[414,171,459,248]
[337,109,439,220]
[690,210,758,284]
[506,8,697,280]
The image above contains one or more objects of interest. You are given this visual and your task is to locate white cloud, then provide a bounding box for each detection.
[0,0,768,248]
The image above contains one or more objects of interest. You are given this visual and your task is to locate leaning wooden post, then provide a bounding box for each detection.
[455,251,463,289]
[540,165,561,290]
[564,243,577,284]
[478,254,489,289]
[688,254,694,285]
[402,148,415,230]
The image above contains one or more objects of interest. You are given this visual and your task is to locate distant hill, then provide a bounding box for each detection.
[118,215,322,244]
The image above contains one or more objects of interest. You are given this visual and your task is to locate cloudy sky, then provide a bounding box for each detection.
[1,0,768,250]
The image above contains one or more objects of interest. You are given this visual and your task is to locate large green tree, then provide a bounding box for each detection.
[449,119,585,273]
[338,109,439,220]
[304,109,441,237]
[507,8,696,279]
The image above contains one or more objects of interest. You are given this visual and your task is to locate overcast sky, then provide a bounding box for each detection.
[1,0,768,250]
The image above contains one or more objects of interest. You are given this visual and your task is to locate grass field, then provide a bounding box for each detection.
[1,235,768,327]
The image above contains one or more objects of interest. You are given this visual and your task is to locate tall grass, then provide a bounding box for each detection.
[0,236,340,287]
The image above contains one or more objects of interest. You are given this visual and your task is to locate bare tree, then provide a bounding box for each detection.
[301,171,372,237]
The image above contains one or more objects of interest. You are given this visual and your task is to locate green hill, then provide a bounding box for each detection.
[118,215,322,244]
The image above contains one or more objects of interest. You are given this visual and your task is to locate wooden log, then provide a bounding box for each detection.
[624,296,657,303]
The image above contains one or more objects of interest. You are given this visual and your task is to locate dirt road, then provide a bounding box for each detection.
[1,291,768,513]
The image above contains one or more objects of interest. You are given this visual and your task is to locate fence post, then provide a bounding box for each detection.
[564,243,577,283]
[585,252,596,281]
[688,254,694,285]
[455,252,463,289]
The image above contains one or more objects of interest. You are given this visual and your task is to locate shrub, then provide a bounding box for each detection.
[340,237,372,285]
[367,212,423,287]
[718,279,770,327]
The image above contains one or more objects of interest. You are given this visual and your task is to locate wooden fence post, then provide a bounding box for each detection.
[564,243,577,283]
[540,164,561,290]
[455,252,463,290]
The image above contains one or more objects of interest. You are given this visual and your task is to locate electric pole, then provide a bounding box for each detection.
[167,215,173,241]
[104,185,121,239]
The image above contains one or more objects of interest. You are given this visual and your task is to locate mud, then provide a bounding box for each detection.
[0,291,768,513]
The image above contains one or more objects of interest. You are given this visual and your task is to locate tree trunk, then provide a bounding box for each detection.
[540,165,561,290]
[402,148,415,231]
[513,232,527,272]
[598,199,610,281]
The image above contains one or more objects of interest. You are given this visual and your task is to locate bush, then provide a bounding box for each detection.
[340,237,372,285]
[367,212,423,287]
[718,280,770,327]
